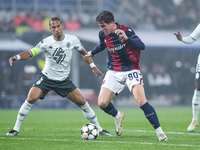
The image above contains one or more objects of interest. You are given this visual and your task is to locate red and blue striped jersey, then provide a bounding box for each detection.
[94,23,145,71]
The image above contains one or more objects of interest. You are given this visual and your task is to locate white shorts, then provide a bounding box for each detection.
[101,70,144,95]
[195,54,200,81]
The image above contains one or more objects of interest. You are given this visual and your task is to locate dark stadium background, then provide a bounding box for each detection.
[1,0,200,108]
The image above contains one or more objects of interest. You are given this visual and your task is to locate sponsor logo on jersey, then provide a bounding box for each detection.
[108,44,125,52]
[52,47,66,64]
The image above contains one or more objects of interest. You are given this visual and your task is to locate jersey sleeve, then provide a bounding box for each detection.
[125,28,145,50]
[190,23,200,40]
[73,35,83,52]
[125,28,138,39]
[99,31,107,48]
[30,39,48,56]
[91,31,106,55]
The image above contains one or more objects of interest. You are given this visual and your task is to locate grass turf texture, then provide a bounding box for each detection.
[0,107,200,150]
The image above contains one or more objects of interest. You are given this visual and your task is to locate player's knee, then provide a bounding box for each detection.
[26,97,38,104]
[98,100,108,108]
[77,99,86,107]
[136,98,147,107]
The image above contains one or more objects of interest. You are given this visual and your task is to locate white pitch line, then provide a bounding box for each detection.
[125,129,200,136]
[1,129,200,148]
[3,127,200,136]
[0,136,200,148]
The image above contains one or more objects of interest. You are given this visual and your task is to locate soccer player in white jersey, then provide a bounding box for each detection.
[6,17,114,136]
[174,24,200,132]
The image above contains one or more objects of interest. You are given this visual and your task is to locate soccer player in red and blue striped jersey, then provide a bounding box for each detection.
[86,10,167,141]
[93,22,144,71]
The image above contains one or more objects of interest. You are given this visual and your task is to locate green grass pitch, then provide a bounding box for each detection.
[0,106,200,150]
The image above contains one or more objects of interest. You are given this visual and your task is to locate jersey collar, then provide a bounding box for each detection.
[116,23,121,29]
[52,34,65,41]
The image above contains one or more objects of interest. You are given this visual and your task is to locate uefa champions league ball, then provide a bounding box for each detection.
[81,123,99,140]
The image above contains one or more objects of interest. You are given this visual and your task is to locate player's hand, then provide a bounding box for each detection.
[9,56,17,66]
[115,29,128,41]
[92,67,104,79]
[85,51,95,57]
[174,30,182,41]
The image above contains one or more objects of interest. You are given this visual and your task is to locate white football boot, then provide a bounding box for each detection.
[187,120,199,132]
[114,112,124,136]
[157,133,168,141]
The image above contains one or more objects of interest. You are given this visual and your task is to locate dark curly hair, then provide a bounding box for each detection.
[49,17,62,26]
[96,10,114,24]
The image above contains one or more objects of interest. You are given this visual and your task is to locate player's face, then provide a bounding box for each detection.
[98,21,115,35]
[50,20,64,40]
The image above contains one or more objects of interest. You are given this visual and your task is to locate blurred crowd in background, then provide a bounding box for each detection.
[0,0,200,34]
[1,0,200,108]
[1,42,198,108]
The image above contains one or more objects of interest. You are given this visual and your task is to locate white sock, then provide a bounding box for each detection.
[192,90,200,121]
[115,111,121,119]
[13,100,32,132]
[80,101,103,132]
[155,126,164,136]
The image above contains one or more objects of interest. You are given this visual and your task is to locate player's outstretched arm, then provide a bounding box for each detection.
[85,51,95,57]
[9,51,32,66]
[80,49,103,79]
[90,65,104,79]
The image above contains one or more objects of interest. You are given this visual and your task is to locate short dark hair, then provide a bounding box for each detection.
[96,10,114,24]
[49,17,62,26]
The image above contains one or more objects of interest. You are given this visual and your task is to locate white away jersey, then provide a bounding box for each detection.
[190,23,200,40]
[34,34,83,81]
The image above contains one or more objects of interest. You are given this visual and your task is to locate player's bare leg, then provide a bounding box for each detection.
[67,88,114,136]
[187,88,200,132]
[98,87,124,136]
[6,87,42,136]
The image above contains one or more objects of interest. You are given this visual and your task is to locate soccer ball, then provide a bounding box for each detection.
[81,123,99,140]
